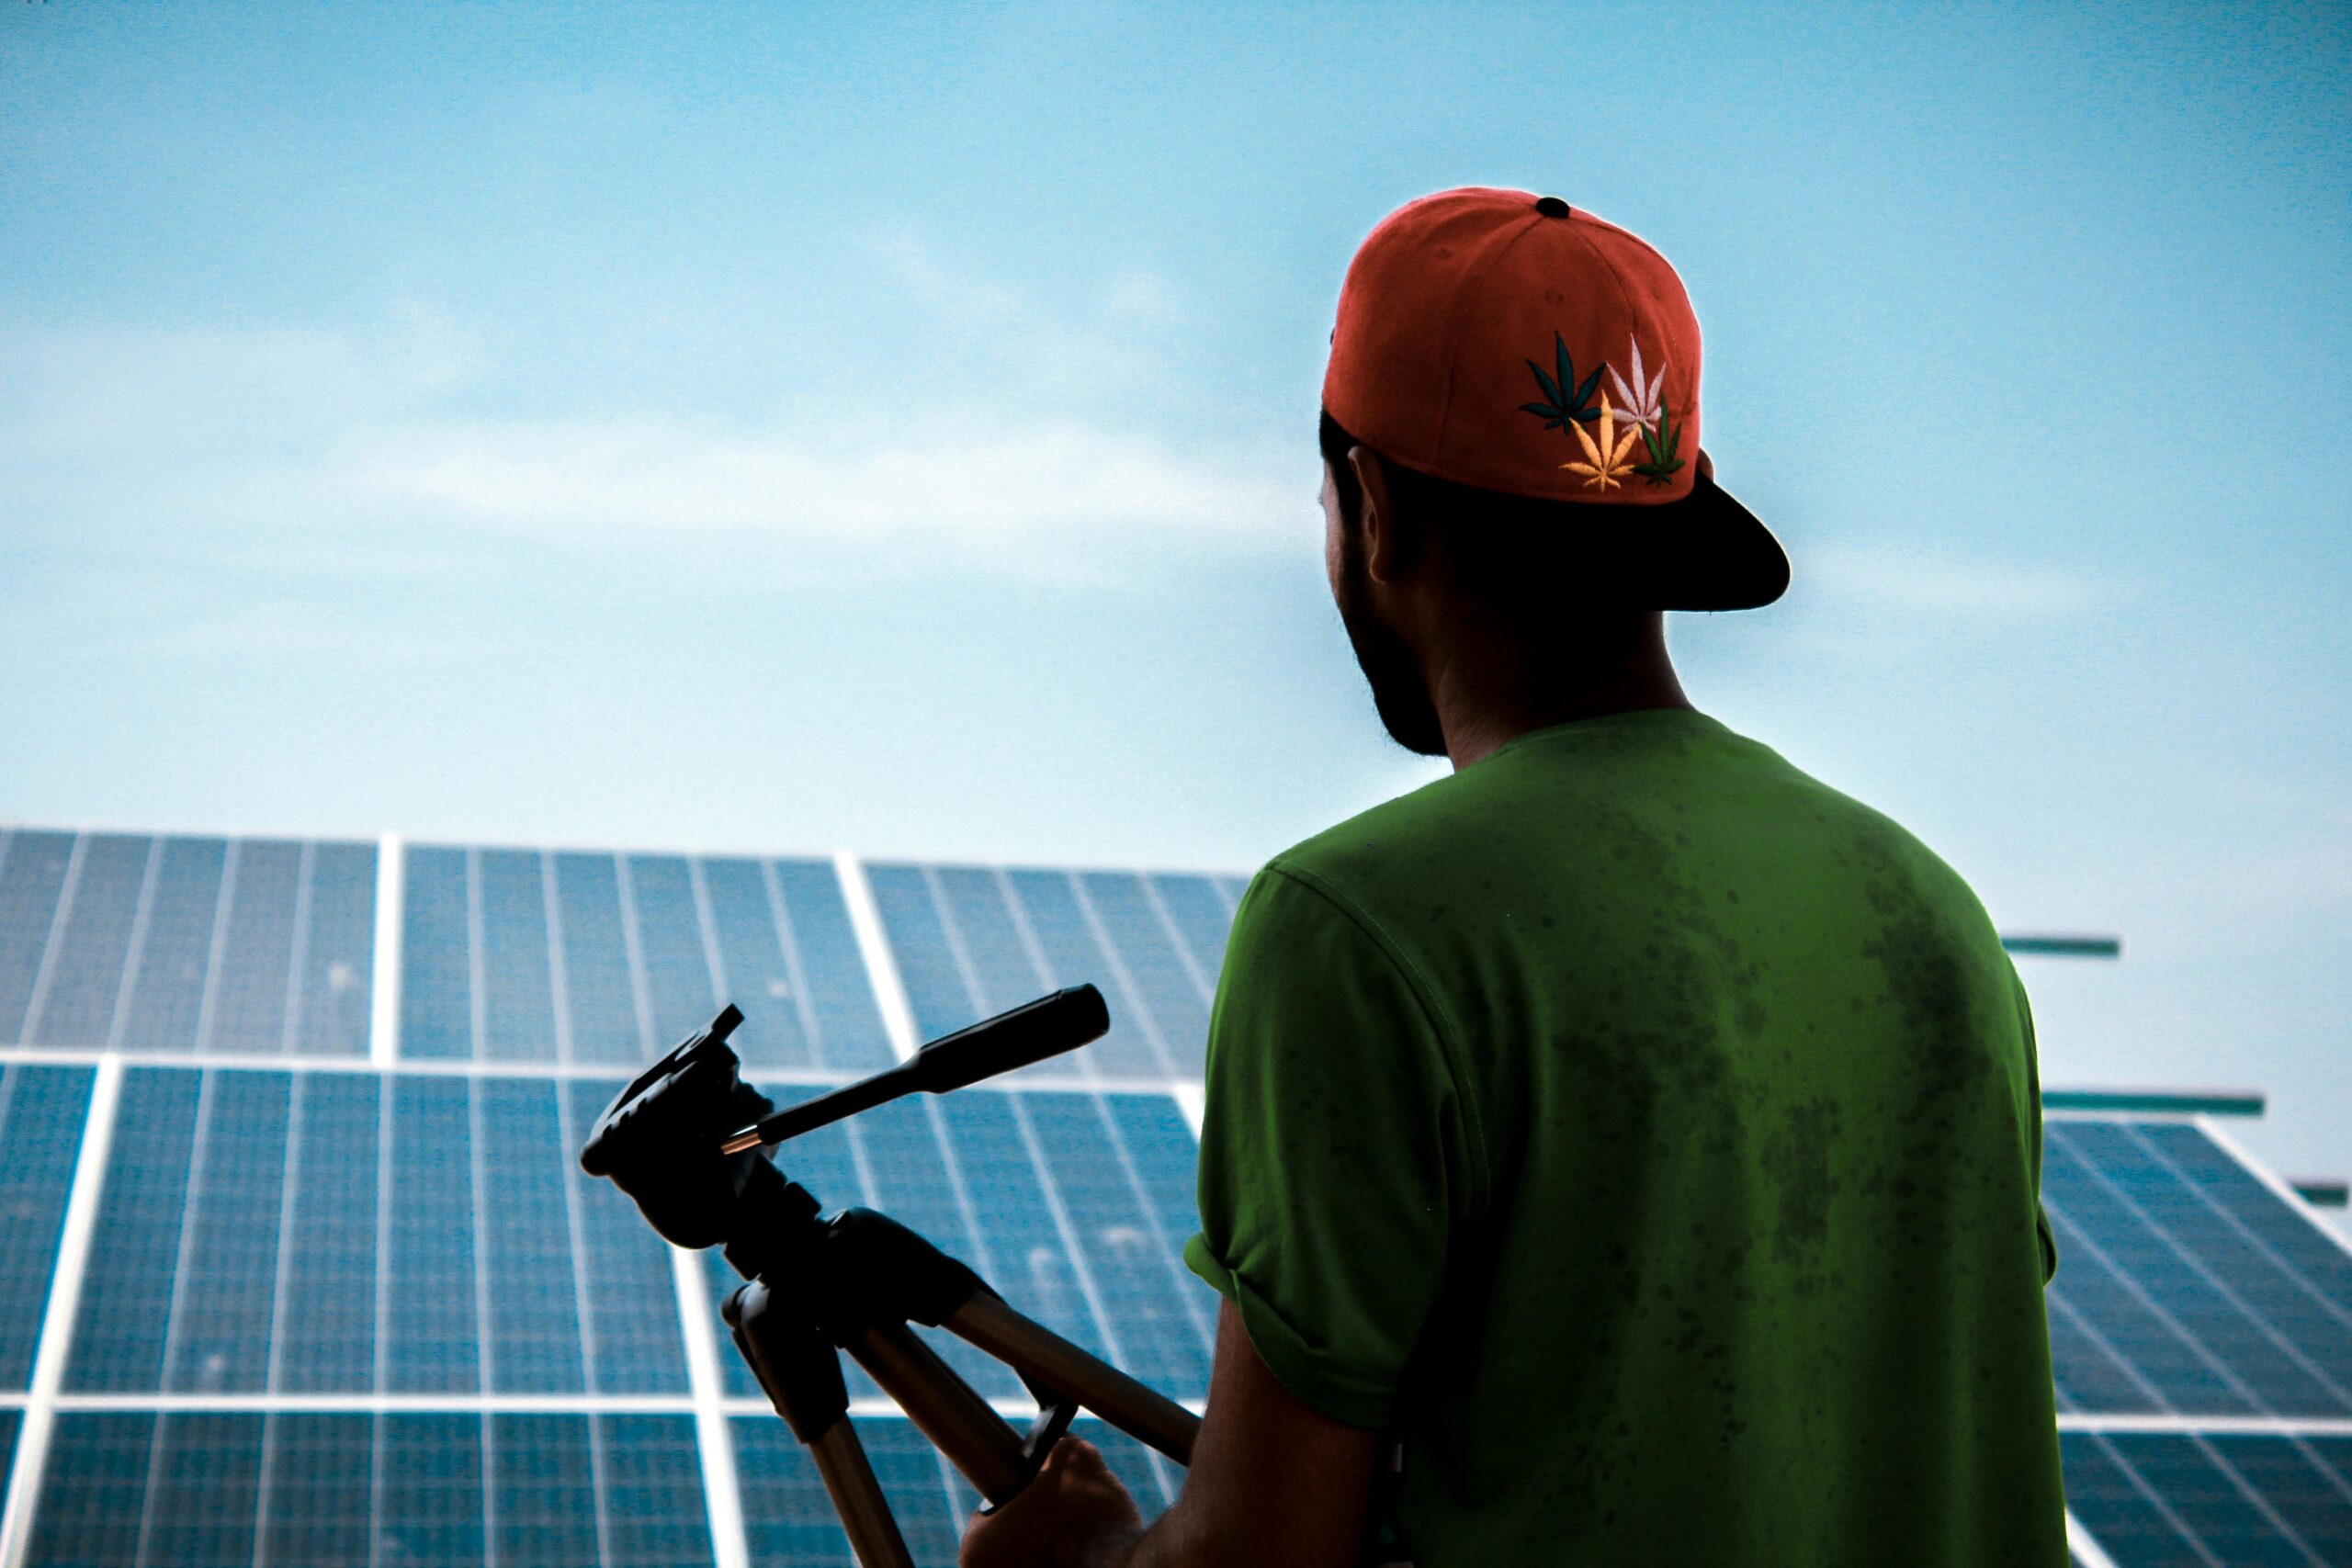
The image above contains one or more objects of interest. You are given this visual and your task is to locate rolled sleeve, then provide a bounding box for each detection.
[1187,863,1476,1430]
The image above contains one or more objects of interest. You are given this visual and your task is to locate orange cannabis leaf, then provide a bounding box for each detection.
[1561,389,1639,491]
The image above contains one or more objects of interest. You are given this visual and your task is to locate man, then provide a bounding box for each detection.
[963,186,2066,1566]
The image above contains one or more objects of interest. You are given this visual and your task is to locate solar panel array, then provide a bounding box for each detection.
[0,824,2346,1566]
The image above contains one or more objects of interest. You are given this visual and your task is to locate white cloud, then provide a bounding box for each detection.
[0,307,477,460]
[345,413,1295,545]
[0,268,1307,580]
[1807,544,2099,615]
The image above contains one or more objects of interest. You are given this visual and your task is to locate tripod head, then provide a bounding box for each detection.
[580,986,1199,1547]
[579,987,1111,1272]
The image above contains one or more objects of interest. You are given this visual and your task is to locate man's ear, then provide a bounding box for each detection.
[1345,445,1414,584]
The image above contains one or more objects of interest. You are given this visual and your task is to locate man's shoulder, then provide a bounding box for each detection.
[1244,767,1491,939]
[1253,713,2000,959]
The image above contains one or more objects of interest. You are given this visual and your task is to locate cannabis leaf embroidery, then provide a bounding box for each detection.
[1520,332,1604,430]
[1632,404,1686,486]
[1606,333,1667,433]
[1562,389,1639,491]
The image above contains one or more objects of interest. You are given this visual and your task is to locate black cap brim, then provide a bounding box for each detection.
[1596,459,1788,611]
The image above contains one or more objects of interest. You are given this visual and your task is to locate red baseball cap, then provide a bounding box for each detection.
[1324,186,1788,610]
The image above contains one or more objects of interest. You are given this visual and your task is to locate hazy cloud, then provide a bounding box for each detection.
[1,287,1305,579]
[348,412,1297,544]
[1808,545,2099,615]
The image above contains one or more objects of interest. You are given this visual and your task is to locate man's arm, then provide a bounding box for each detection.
[960,1299,1384,1568]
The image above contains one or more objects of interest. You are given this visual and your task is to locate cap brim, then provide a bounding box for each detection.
[1597,461,1788,611]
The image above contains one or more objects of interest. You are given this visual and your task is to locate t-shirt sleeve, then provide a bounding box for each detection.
[1182,863,1479,1430]
[2012,963,2059,1286]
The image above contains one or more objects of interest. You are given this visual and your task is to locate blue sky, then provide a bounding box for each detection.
[3,2,2346,1204]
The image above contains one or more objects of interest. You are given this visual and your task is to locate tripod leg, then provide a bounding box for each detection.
[806,1422,919,1568]
[946,1291,1203,1464]
[728,1281,917,1568]
[847,1322,1037,1502]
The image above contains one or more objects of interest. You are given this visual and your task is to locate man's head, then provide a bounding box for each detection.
[1318,409,1658,757]
[1317,188,1789,759]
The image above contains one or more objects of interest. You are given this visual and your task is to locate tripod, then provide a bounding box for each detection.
[582,990,1200,1568]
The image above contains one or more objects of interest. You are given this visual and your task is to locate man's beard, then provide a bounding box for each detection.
[1335,532,1449,758]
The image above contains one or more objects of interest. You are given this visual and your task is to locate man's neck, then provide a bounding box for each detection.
[1423,619,1694,770]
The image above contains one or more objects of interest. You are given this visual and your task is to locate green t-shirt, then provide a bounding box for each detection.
[1184,708,2065,1565]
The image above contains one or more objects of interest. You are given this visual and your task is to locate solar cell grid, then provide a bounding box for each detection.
[627,854,722,1057]
[852,1094,1028,1403]
[702,857,814,1066]
[28,1410,153,1566]
[400,847,895,1070]
[771,858,897,1071]
[481,846,560,1061]
[203,838,303,1057]
[492,1411,604,1564]
[139,1408,266,1566]
[0,1064,93,1389]
[864,863,971,1047]
[165,1068,288,1393]
[934,1090,1113,1368]
[602,1413,722,1566]
[276,1072,381,1392]
[258,1409,373,1564]
[401,845,473,1061]
[935,868,1048,1024]
[2141,1123,2352,1338]
[481,1075,591,1393]
[556,851,648,1066]
[62,1066,686,1399]
[21,832,389,1059]
[24,832,148,1049]
[866,860,1238,1087]
[2047,1119,2352,1419]
[119,836,228,1054]
[2061,1432,2352,1568]
[563,1078,694,1394]
[1142,873,1234,1002]
[0,830,76,1043]
[388,1073,481,1393]
[67,1066,203,1392]
[296,840,378,1056]
[1079,870,1212,1077]
[1002,868,1164,1079]
[379,1410,487,1563]
[1019,1092,1212,1398]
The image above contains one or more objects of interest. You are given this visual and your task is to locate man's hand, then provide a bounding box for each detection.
[959,1301,1382,1568]
[961,1438,1144,1568]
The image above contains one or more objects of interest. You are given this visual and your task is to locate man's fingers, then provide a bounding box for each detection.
[959,1437,1144,1568]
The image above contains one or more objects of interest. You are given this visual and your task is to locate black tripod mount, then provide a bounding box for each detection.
[582,992,1202,1568]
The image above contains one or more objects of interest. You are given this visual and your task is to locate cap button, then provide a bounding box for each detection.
[1533,196,1571,219]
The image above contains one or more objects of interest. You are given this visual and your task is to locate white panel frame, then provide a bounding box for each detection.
[2198,1116,2352,1262]
[834,852,920,1063]
[369,836,404,1066]
[672,1245,752,1568]
[2065,1509,2122,1568]
[0,1055,124,1568]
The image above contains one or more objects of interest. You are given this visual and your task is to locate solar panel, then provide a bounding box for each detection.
[0,1065,93,1388]
[26,1410,713,1567]
[2046,1118,2352,1419]
[0,830,375,1057]
[4,824,2347,1568]
[2060,1431,2352,1566]
[399,845,896,1070]
[866,862,1218,1081]
[62,1066,685,1398]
